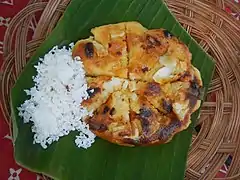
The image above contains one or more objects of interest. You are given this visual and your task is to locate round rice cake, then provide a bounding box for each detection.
[73,22,203,146]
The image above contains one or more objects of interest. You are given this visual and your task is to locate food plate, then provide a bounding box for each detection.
[10,0,215,179]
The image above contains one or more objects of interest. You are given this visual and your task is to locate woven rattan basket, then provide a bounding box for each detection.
[1,0,240,179]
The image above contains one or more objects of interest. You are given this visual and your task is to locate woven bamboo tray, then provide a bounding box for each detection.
[1,0,240,179]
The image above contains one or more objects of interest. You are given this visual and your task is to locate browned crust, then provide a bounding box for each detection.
[78,22,203,147]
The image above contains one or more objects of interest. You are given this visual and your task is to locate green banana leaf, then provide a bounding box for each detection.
[10,0,215,179]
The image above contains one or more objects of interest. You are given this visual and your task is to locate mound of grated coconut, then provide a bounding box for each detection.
[18,44,96,149]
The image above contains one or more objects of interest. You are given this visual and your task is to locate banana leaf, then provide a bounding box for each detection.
[10,0,215,179]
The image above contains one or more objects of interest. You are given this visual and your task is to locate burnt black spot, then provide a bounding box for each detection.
[139,108,152,134]
[86,87,101,98]
[188,95,198,111]
[180,71,191,81]
[188,77,204,110]
[139,108,152,118]
[163,100,173,113]
[146,35,161,48]
[139,137,150,144]
[85,42,94,58]
[142,66,149,73]
[108,43,112,48]
[141,44,146,50]
[116,51,122,56]
[147,82,161,94]
[109,108,116,116]
[158,128,169,140]
[123,138,139,145]
[88,120,108,132]
[141,118,150,130]
[103,106,110,114]
[158,120,181,140]
[163,30,173,38]
[189,79,200,97]
[191,79,199,90]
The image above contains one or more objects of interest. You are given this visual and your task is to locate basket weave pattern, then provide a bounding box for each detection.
[0,0,239,179]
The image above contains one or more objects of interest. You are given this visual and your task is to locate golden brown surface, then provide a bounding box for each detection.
[73,22,203,146]
[72,23,128,78]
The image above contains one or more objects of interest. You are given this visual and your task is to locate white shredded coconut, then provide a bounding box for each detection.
[153,66,173,81]
[18,44,96,149]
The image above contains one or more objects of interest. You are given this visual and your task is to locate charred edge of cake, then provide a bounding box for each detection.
[188,95,199,111]
[86,87,101,98]
[190,77,201,97]
[163,29,173,39]
[152,117,182,142]
[139,137,151,144]
[158,120,182,140]
[87,118,108,132]
[139,107,152,135]
[84,42,94,58]
[123,136,151,146]
[187,77,203,110]
[122,138,139,145]
[187,76,203,110]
